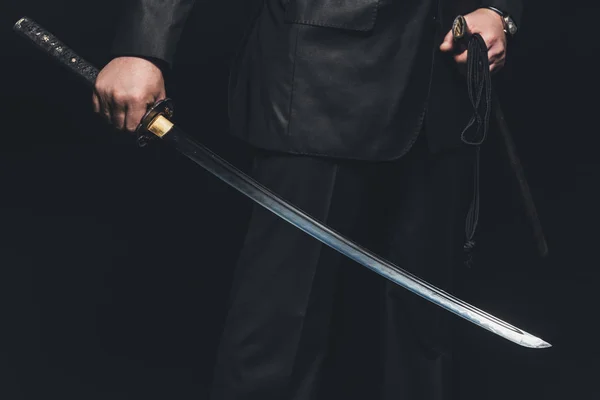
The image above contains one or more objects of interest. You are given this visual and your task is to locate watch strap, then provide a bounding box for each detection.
[485,6,518,36]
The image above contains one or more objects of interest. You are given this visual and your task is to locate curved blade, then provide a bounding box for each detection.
[159,122,551,349]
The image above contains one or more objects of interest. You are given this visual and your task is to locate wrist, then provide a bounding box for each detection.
[483,6,518,37]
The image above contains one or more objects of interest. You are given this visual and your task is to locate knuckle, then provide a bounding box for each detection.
[93,80,104,92]
[112,90,148,106]
[94,83,112,98]
[112,91,128,103]
[125,123,139,133]
[129,93,148,105]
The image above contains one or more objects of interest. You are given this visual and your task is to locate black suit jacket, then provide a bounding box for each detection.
[112,0,522,160]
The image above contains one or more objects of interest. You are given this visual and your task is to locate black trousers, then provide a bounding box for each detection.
[209,133,475,400]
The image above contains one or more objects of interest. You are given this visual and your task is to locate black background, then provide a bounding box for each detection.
[1,0,598,399]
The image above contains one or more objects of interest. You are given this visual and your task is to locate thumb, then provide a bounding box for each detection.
[439,29,455,52]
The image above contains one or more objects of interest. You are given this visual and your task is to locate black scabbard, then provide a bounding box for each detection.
[494,95,549,258]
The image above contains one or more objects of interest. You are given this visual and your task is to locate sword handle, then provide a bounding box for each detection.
[12,16,175,146]
[452,15,468,41]
[13,17,99,87]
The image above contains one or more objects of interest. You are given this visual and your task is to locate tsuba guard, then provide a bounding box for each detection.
[135,98,175,147]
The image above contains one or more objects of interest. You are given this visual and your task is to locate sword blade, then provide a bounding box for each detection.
[161,122,550,349]
[14,16,551,349]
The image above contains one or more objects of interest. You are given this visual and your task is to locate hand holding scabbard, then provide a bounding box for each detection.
[449,13,549,259]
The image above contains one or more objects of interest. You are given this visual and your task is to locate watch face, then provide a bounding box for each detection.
[505,17,518,35]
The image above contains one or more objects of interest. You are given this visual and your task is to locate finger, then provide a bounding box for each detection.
[487,39,505,55]
[488,49,505,73]
[489,59,505,75]
[92,92,100,114]
[101,105,112,124]
[454,50,468,64]
[124,103,150,133]
[440,29,455,52]
[488,54,504,70]
[95,93,112,123]
[482,35,495,51]
[111,109,126,131]
[490,62,499,74]
[488,47,505,70]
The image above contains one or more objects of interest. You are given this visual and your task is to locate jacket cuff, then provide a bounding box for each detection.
[110,1,195,68]
[481,1,523,28]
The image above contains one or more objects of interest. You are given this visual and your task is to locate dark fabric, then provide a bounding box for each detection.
[111,0,196,67]
[107,2,519,398]
[209,132,476,400]
[226,0,437,160]
[111,0,521,160]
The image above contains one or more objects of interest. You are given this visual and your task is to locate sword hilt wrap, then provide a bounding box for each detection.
[13,16,175,147]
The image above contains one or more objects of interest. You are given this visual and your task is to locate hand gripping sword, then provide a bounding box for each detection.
[13,16,550,349]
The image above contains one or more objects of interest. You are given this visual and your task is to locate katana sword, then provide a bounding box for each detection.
[13,16,551,349]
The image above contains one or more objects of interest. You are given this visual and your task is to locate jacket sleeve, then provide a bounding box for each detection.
[480,0,523,27]
[110,0,197,69]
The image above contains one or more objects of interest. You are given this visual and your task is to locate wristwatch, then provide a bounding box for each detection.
[485,6,518,37]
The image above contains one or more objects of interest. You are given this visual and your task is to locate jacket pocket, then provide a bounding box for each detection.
[284,0,379,31]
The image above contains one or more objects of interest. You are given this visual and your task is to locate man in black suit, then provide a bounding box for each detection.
[93,1,522,399]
